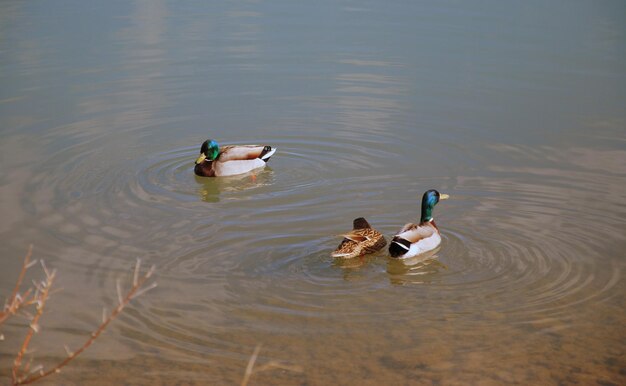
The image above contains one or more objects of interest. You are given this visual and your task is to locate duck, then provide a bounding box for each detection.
[388,189,449,259]
[331,217,387,259]
[194,139,276,177]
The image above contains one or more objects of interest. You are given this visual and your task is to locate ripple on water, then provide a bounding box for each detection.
[22,133,625,358]
[213,169,623,337]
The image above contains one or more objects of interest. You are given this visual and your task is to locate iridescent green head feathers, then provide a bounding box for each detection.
[420,189,449,223]
[196,139,220,164]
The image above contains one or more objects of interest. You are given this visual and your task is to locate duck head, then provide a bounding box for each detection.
[195,139,220,164]
[420,189,449,223]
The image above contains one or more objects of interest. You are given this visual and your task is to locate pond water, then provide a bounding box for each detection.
[1,1,625,385]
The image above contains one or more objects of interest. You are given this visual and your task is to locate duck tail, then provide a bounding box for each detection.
[352,217,371,229]
[389,237,410,258]
[260,146,276,161]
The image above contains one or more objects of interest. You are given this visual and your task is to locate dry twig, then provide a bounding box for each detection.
[1,245,37,325]
[11,262,56,383]
[9,257,156,385]
[241,344,262,386]
[240,344,303,386]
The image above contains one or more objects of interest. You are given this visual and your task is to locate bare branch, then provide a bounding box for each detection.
[27,365,43,377]
[116,279,124,306]
[146,265,156,279]
[239,344,303,386]
[1,246,34,325]
[131,282,157,299]
[39,260,51,281]
[30,280,42,293]
[133,258,141,287]
[12,268,55,384]
[13,261,157,385]
[241,344,262,386]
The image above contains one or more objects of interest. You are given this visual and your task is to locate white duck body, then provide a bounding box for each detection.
[388,189,449,259]
[213,157,267,176]
[389,221,441,259]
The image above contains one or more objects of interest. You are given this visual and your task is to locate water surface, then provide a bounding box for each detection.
[1,1,625,385]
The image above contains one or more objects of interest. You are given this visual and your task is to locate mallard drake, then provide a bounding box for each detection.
[331,217,387,259]
[389,189,449,258]
[194,139,276,177]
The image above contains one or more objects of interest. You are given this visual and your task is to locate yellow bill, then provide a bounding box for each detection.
[195,153,207,164]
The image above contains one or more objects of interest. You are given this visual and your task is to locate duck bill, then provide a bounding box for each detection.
[195,153,207,164]
[440,193,450,200]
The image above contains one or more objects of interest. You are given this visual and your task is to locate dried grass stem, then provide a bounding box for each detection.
[3,251,156,386]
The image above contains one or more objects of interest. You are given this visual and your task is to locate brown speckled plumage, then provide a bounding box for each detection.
[331,217,386,259]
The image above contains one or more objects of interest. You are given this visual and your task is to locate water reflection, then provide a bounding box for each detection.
[386,250,447,286]
[194,168,274,202]
[332,254,374,270]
